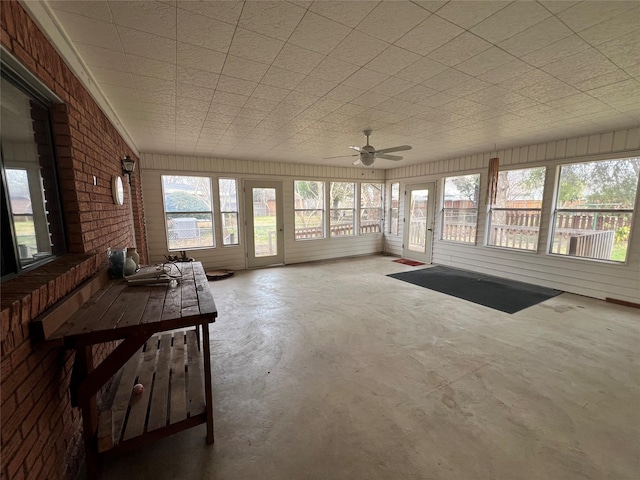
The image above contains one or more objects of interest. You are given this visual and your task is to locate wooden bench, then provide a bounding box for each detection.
[98,329,206,454]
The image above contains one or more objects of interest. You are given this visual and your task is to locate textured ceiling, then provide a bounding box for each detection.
[43,0,640,168]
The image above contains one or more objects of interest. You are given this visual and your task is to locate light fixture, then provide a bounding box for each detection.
[121,155,135,184]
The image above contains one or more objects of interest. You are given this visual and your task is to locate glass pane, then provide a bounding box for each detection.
[2,77,63,269]
[221,212,239,245]
[6,169,38,261]
[551,211,632,262]
[360,208,382,234]
[166,213,214,250]
[330,182,355,236]
[557,158,639,209]
[330,209,354,236]
[390,183,399,234]
[294,180,324,208]
[294,180,324,240]
[494,167,546,208]
[489,210,541,250]
[442,209,477,243]
[253,187,277,257]
[390,208,399,235]
[408,189,428,253]
[444,174,480,208]
[219,178,238,212]
[295,210,324,239]
[330,182,354,208]
[162,176,212,212]
[361,183,382,208]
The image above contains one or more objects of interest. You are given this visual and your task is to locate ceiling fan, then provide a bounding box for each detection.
[325,130,412,166]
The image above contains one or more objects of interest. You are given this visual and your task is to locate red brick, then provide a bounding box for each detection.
[9,339,32,369]
[6,422,36,479]
[1,353,11,379]
[1,430,23,470]
[26,455,43,480]
[1,359,29,399]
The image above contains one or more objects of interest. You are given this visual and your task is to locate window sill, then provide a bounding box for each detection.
[1,253,100,336]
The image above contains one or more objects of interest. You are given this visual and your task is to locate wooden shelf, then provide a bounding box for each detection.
[98,330,206,454]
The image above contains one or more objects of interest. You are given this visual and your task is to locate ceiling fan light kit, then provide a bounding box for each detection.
[325,130,412,167]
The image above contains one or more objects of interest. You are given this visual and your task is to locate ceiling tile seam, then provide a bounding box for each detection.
[211,3,318,154]
[189,1,249,155]
[409,1,447,15]
[40,2,139,155]
[108,2,144,119]
[433,1,515,30]
[215,10,402,154]
[172,3,243,31]
[307,1,382,30]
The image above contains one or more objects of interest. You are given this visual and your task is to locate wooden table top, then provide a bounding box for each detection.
[49,262,217,346]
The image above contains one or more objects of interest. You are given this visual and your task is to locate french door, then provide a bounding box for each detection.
[244,180,284,268]
[402,183,435,264]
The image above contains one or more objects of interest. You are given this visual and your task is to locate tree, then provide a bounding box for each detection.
[164,192,210,212]
[559,158,639,208]
[494,167,545,208]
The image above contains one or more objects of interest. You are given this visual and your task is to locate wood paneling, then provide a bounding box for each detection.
[385,127,640,303]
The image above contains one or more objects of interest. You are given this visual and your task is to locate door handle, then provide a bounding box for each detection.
[427,228,433,231]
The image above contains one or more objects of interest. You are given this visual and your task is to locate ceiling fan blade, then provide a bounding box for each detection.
[353,158,363,166]
[348,145,362,152]
[323,154,359,159]
[375,154,403,161]
[375,145,412,154]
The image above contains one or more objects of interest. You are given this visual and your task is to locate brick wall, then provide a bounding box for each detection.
[1,1,148,478]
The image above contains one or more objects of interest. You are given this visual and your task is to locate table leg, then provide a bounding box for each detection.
[201,322,215,444]
[75,346,101,479]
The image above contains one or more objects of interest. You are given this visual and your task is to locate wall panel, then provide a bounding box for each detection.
[386,127,640,303]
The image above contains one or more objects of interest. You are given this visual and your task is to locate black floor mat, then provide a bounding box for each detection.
[388,265,562,314]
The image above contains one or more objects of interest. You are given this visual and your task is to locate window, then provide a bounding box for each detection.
[294,180,324,240]
[161,175,214,250]
[441,174,480,244]
[360,183,383,234]
[218,178,239,246]
[388,183,400,235]
[329,182,355,237]
[1,75,65,278]
[488,167,546,251]
[550,157,639,262]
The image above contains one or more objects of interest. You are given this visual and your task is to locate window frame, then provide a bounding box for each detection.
[549,157,639,264]
[161,175,215,251]
[440,173,480,245]
[329,181,356,237]
[388,182,400,235]
[360,182,383,235]
[294,179,325,241]
[486,166,546,252]
[218,177,240,246]
[1,70,66,280]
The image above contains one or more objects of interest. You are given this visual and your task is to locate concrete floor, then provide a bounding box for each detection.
[103,255,639,480]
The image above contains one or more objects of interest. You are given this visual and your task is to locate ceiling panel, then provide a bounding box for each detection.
[44,0,639,169]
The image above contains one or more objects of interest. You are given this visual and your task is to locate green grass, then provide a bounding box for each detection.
[611,242,628,262]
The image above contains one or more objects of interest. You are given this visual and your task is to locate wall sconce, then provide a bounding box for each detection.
[121,155,136,184]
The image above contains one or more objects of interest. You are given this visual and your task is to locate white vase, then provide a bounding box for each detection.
[127,247,140,268]
[124,256,137,276]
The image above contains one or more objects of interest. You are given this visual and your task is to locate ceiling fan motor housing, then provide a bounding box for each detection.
[360,152,375,166]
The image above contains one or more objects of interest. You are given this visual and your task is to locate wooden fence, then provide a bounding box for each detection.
[294,222,380,239]
[444,209,629,252]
